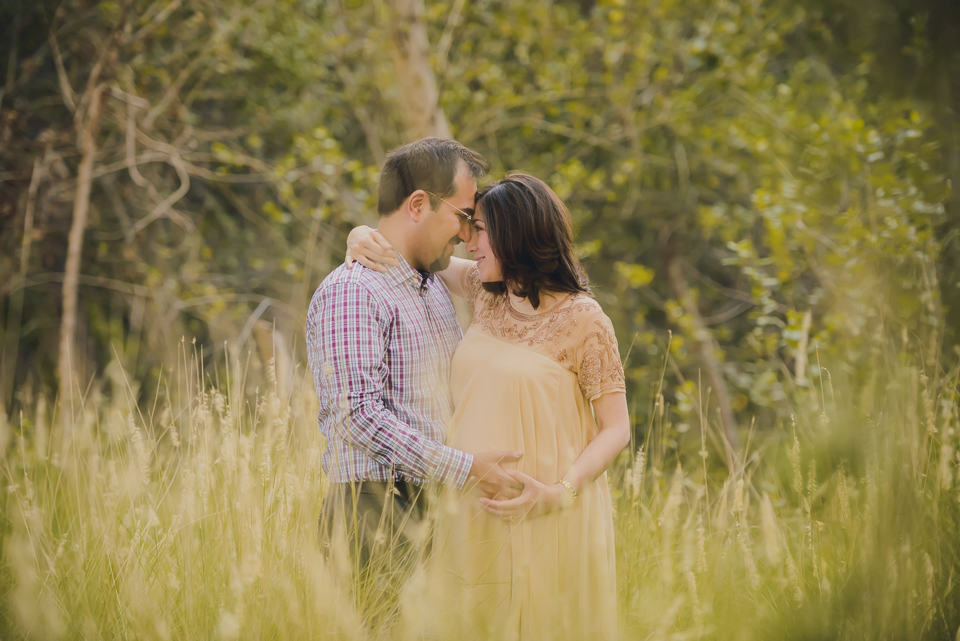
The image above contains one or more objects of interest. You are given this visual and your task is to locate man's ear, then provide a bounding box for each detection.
[406,190,428,223]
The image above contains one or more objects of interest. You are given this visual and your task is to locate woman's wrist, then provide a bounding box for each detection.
[552,480,577,509]
[558,471,583,494]
[537,483,560,511]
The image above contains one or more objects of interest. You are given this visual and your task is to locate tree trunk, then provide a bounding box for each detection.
[667,256,739,451]
[386,0,451,140]
[56,1,132,428]
[58,84,105,425]
[385,0,475,327]
[3,156,42,408]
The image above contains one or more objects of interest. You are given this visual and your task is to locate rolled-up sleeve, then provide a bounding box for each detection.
[307,281,473,488]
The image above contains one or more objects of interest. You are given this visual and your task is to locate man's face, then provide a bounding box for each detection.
[421,167,477,272]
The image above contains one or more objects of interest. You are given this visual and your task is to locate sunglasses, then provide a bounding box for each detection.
[423,190,473,222]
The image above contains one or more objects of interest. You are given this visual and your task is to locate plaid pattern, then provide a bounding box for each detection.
[306,255,472,489]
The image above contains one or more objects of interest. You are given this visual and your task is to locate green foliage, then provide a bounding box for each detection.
[0,0,955,459]
[387,0,952,447]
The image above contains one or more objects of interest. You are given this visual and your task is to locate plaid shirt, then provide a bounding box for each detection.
[306,255,473,489]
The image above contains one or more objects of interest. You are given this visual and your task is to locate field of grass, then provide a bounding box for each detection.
[1,336,958,640]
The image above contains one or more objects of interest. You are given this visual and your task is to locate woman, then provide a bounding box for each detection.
[346,173,630,639]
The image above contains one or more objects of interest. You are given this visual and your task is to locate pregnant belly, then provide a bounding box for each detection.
[448,402,522,455]
[449,329,569,465]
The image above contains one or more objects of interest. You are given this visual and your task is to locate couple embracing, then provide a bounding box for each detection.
[306,137,629,639]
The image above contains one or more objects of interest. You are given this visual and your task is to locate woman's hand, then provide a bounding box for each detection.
[345,226,399,273]
[479,470,564,522]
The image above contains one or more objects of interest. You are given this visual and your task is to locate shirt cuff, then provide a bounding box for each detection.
[423,441,474,489]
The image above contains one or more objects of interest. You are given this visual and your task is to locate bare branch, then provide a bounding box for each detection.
[70,0,133,128]
[5,4,22,101]
[19,157,43,277]
[127,144,192,237]
[181,164,270,183]
[131,0,183,43]
[4,272,153,298]
[237,298,274,347]
[60,81,107,420]
[48,31,77,111]
[462,116,674,167]
[109,85,150,109]
[125,101,151,188]
[455,88,601,141]
[172,293,299,319]
[728,87,798,140]
[2,155,44,407]
[701,300,754,326]
[59,0,134,424]
[217,184,306,255]
[667,255,739,451]
[141,53,207,130]
[142,0,268,129]
[332,58,385,166]
[89,151,167,179]
[435,0,467,74]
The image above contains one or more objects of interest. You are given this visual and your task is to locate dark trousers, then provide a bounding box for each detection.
[319,480,428,624]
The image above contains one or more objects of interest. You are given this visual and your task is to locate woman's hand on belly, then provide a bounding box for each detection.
[478,470,564,522]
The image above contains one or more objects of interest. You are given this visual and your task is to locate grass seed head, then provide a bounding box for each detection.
[759,493,781,563]
[632,447,645,500]
[837,466,852,527]
[128,414,151,487]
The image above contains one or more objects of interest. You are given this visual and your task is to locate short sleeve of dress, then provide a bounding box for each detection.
[573,306,626,401]
[459,261,483,309]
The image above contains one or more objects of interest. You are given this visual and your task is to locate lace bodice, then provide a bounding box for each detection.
[460,264,626,400]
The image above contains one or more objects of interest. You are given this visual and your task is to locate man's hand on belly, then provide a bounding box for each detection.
[468,450,524,499]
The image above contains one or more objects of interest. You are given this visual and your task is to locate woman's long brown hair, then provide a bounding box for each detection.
[475,172,590,309]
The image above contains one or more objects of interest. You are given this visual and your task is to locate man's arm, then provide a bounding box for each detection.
[307,280,474,488]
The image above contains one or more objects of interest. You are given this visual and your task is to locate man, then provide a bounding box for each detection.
[305,138,522,616]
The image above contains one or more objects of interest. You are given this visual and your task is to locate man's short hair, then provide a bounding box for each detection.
[378,138,488,216]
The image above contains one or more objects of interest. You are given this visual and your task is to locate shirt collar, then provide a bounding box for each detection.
[384,251,435,292]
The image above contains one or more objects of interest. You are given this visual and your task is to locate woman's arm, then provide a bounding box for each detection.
[345,225,476,298]
[435,256,476,299]
[555,392,631,492]
[480,392,631,519]
[345,226,399,273]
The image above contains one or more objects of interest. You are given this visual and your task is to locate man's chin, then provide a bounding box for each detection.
[427,255,452,273]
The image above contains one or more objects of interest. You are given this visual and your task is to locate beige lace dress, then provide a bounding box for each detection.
[422,264,626,640]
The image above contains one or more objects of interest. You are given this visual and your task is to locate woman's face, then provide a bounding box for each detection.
[465,206,503,282]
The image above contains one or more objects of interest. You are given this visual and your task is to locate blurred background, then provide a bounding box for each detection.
[0,0,958,461]
[2,2,960,639]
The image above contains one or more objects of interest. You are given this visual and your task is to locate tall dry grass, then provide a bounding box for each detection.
[0,335,958,639]
[614,339,960,640]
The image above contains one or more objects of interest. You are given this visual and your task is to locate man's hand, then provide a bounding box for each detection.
[469,450,524,499]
